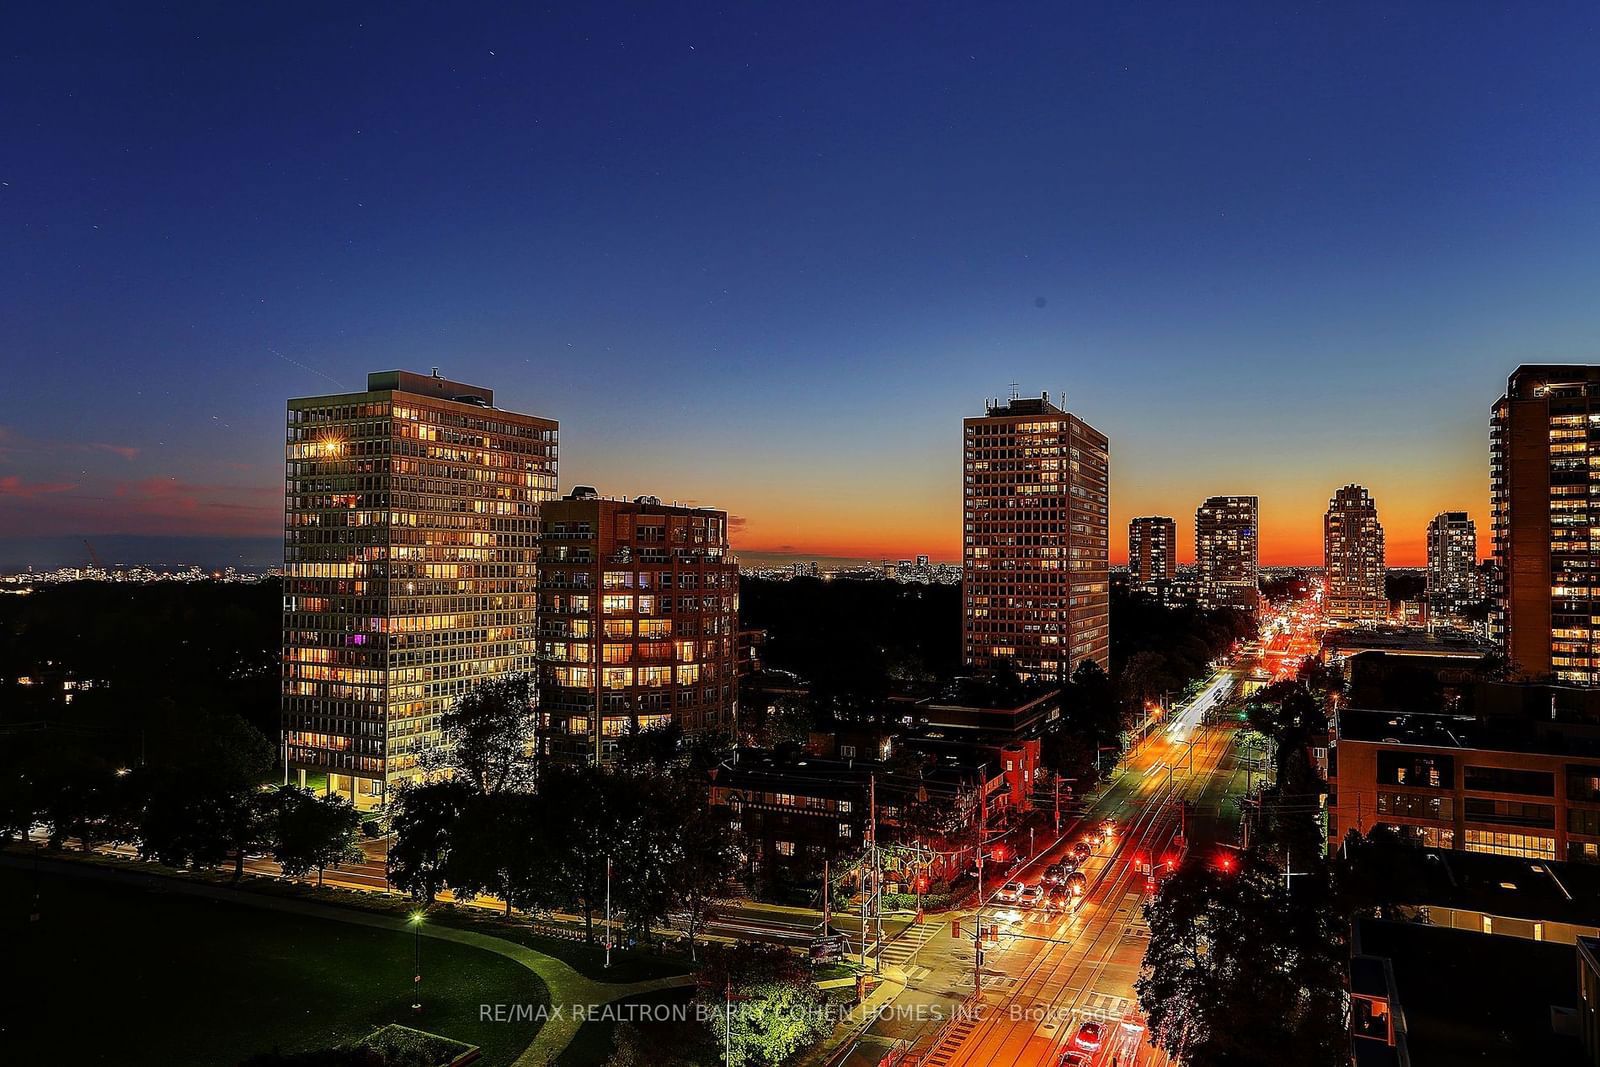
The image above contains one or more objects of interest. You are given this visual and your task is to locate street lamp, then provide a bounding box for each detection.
[410,910,425,1012]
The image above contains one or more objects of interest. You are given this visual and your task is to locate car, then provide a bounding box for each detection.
[1073,1020,1104,1052]
[996,880,1024,903]
[1056,1052,1090,1067]
[1100,819,1117,837]
[1070,842,1091,865]
[1065,870,1088,895]
[1018,884,1044,908]
[1045,887,1073,912]
[1042,862,1065,885]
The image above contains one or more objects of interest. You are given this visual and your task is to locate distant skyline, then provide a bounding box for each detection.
[7,5,1600,566]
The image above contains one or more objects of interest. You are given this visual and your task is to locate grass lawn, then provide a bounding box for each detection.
[555,986,702,1067]
[0,867,547,1066]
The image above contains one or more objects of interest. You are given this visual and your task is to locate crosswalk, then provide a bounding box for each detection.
[1079,991,1132,1021]
[876,920,942,968]
[914,989,1133,1066]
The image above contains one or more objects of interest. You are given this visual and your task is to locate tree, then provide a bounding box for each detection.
[670,789,736,961]
[221,786,277,881]
[542,763,613,942]
[270,786,362,885]
[131,767,237,870]
[447,789,558,916]
[0,756,34,845]
[1138,851,1343,1067]
[1063,658,1125,770]
[696,942,833,1066]
[439,674,538,794]
[616,719,686,771]
[388,779,473,902]
[1039,724,1099,791]
[128,712,275,872]
[749,695,815,749]
[33,749,126,851]
[1120,649,1176,708]
[496,791,562,916]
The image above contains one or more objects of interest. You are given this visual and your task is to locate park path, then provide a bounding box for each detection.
[0,851,694,1066]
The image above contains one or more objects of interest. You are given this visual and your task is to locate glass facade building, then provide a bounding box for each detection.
[282,370,558,805]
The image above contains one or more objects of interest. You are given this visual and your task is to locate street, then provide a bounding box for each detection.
[836,666,1254,1067]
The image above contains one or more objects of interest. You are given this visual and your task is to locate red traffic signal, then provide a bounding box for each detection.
[914,875,930,892]
[992,845,1008,862]
[1216,851,1236,872]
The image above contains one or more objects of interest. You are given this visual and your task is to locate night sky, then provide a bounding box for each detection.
[6,3,1600,567]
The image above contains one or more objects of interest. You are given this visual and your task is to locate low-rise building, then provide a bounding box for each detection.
[1331,691,1600,864]
[913,679,1062,741]
[709,739,1041,884]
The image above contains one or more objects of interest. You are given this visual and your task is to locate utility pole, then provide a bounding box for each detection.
[973,768,987,994]
[604,854,612,970]
[1053,777,1061,833]
[870,774,883,972]
[860,777,871,969]
[822,857,830,934]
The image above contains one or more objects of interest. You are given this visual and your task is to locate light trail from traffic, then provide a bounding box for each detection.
[876,667,1248,1067]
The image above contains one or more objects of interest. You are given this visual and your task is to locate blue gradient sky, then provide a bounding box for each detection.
[5,3,1600,565]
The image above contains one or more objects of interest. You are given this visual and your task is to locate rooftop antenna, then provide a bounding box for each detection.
[1007,381,1020,401]
[431,367,441,378]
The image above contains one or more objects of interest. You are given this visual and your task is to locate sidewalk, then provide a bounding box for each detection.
[804,961,911,1067]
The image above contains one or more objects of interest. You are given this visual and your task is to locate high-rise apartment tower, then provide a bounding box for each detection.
[282,370,558,805]
[1492,365,1600,683]
[1425,511,1479,624]
[962,393,1110,680]
[1325,484,1387,623]
[1129,516,1178,589]
[1195,496,1260,613]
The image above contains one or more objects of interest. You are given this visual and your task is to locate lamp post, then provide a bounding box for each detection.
[410,910,424,1012]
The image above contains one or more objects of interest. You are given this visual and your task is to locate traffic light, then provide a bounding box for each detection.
[992,845,1008,863]
[914,875,930,893]
[952,919,961,938]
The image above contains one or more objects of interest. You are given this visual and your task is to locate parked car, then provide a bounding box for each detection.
[996,880,1024,903]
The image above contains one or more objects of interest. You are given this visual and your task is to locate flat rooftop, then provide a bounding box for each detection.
[978,395,1064,418]
[1338,707,1600,759]
[1323,628,1494,659]
[1356,917,1583,1067]
[1368,846,1600,929]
